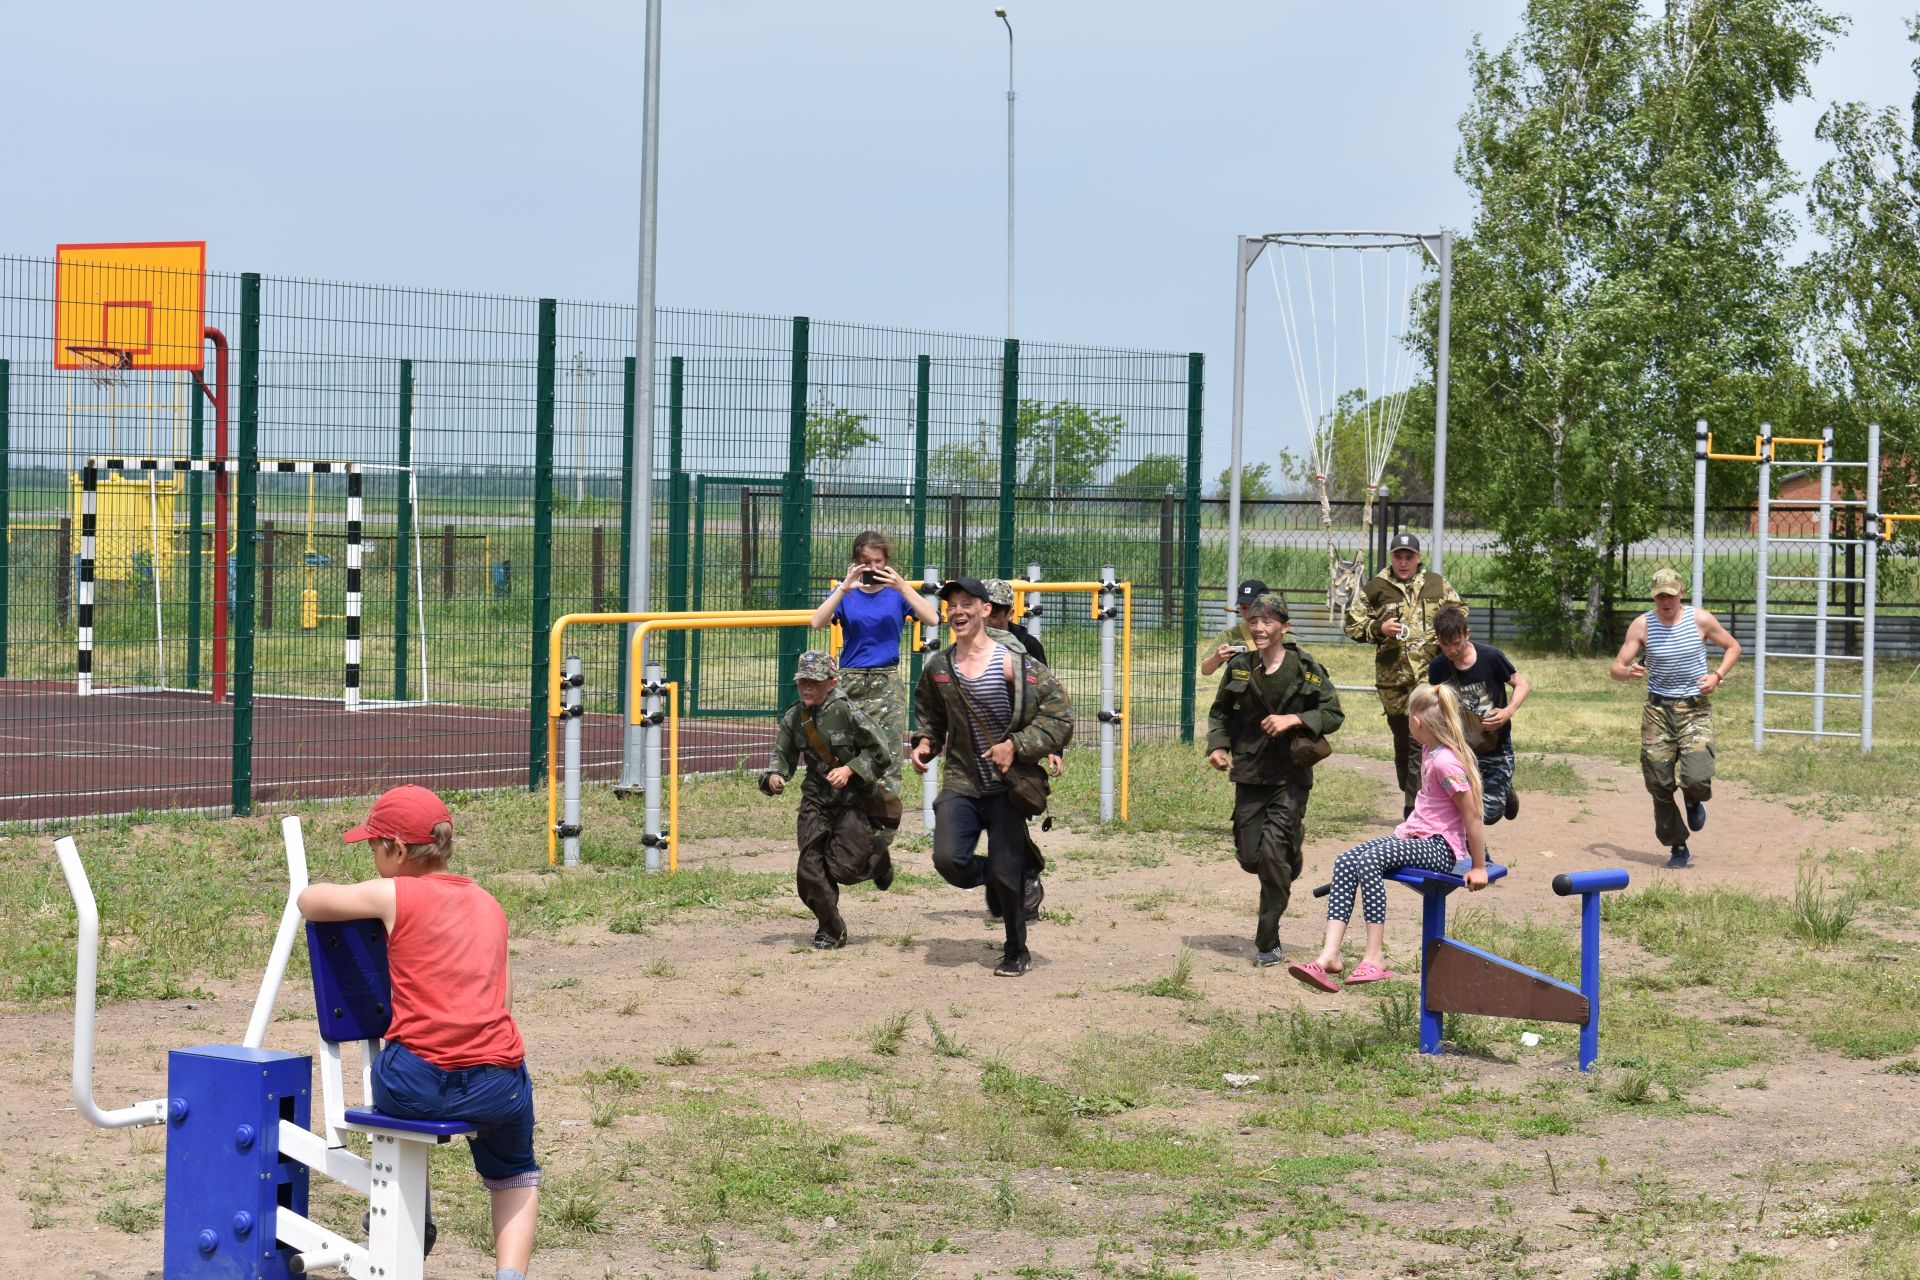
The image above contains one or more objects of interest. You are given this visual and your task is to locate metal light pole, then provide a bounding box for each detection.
[618,0,663,792]
[995,8,1015,339]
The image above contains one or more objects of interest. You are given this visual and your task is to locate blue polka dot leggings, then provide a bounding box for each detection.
[1326,835,1457,925]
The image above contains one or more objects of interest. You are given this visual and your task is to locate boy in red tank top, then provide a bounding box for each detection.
[298,785,540,1280]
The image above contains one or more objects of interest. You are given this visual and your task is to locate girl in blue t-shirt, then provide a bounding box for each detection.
[810,531,939,854]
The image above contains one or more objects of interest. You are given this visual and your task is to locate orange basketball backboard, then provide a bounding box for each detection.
[55,241,206,371]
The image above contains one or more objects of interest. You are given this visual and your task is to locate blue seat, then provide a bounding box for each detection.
[343,1107,474,1140]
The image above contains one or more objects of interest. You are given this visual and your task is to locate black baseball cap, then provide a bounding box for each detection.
[1388,533,1421,554]
[939,576,992,602]
[1234,579,1270,607]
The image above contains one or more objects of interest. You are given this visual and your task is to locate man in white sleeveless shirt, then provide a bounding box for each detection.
[1608,567,1741,868]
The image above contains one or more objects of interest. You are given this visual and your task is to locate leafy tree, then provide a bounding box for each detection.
[1805,21,1920,515]
[930,424,997,488]
[1274,387,1435,504]
[805,403,880,471]
[1109,453,1184,494]
[1213,462,1274,501]
[1432,0,1832,650]
[1018,399,1127,492]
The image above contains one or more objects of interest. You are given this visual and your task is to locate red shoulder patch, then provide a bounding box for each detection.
[932,672,951,683]
[1026,674,1039,684]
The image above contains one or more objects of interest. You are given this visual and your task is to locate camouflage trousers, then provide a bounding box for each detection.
[796,798,879,940]
[839,665,906,854]
[1641,694,1714,848]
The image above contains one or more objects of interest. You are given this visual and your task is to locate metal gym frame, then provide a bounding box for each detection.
[1692,421,1880,752]
[1227,229,1453,604]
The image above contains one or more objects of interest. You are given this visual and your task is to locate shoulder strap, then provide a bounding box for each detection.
[797,712,840,770]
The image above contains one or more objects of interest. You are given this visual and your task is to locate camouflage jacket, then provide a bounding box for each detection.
[1206,640,1345,786]
[1344,567,1463,691]
[911,643,1075,801]
[762,691,892,809]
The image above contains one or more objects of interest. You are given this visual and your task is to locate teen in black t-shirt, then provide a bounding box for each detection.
[1427,604,1530,824]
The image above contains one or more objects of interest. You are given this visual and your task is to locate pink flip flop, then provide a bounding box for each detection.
[1287,961,1341,993]
[1344,961,1396,985]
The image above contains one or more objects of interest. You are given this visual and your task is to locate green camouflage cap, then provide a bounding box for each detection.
[793,649,838,682]
[982,578,1016,608]
[1242,591,1290,621]
[1650,567,1684,598]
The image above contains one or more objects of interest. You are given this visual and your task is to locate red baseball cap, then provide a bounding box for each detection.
[343,785,452,844]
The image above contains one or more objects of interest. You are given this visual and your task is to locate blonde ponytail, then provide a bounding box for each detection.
[1408,683,1482,817]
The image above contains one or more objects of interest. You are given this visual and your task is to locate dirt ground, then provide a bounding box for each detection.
[5,751,1909,1279]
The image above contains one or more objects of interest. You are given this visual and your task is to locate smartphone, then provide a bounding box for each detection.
[1223,643,1250,655]
[861,570,880,586]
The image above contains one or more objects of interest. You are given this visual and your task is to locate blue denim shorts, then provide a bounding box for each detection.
[372,1041,540,1185]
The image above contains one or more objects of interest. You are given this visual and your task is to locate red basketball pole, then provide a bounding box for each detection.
[193,327,230,703]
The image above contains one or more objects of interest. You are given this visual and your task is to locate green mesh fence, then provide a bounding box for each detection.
[0,255,1208,824]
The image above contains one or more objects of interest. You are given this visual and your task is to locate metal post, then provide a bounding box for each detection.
[1180,353,1204,742]
[994,7,1017,339]
[620,0,664,792]
[909,356,931,720]
[1813,423,1833,736]
[1429,230,1452,573]
[921,564,941,834]
[1418,890,1446,1055]
[394,359,414,702]
[232,274,262,815]
[665,356,689,690]
[1023,562,1043,640]
[997,339,1019,577]
[1578,887,1603,1072]
[1863,421,1880,753]
[1690,419,1707,611]
[186,373,203,688]
[561,655,584,867]
[643,660,665,874]
[616,355,637,729]
[529,299,558,789]
[1098,564,1117,823]
[779,318,812,710]
[1753,422,1771,750]
[1227,237,1257,610]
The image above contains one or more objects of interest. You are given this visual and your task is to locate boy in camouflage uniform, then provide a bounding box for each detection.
[1207,592,1345,967]
[1344,533,1463,816]
[760,650,897,949]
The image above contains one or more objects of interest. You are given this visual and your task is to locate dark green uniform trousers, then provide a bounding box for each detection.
[1231,780,1309,953]
[796,800,879,940]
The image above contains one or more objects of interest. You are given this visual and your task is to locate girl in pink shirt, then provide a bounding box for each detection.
[1289,683,1489,991]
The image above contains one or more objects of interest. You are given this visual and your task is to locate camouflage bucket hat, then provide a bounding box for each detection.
[1242,591,1290,622]
[794,649,838,682]
[1649,567,1685,598]
[982,578,1016,608]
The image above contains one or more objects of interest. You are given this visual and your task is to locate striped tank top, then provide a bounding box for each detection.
[1644,606,1708,697]
[954,644,1014,793]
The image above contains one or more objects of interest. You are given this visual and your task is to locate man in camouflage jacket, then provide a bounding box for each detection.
[1344,532,1464,816]
[910,577,1075,976]
[760,649,896,949]
[1207,593,1345,966]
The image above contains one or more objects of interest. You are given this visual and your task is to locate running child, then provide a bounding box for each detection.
[760,649,898,949]
[1288,683,1489,991]
[1428,603,1530,824]
[297,785,540,1280]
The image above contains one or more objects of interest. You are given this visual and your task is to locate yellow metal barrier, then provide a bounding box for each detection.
[1882,513,1920,541]
[1008,580,1133,822]
[543,609,816,866]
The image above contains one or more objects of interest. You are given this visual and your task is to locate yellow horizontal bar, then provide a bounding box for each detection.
[1882,513,1920,541]
[1704,433,1762,463]
[1768,437,1825,462]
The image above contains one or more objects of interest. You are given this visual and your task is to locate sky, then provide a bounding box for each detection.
[4,1,1915,478]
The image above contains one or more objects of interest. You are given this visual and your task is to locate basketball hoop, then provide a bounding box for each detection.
[67,345,133,390]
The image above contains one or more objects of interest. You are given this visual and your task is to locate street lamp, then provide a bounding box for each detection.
[994,8,1015,338]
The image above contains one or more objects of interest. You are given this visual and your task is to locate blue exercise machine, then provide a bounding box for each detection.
[56,817,470,1279]
[1317,862,1631,1070]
